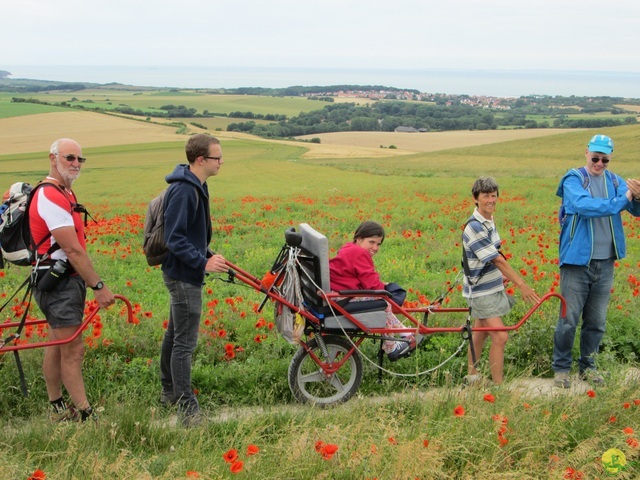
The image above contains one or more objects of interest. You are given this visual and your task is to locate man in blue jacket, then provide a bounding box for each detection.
[553,134,640,388]
[160,134,228,426]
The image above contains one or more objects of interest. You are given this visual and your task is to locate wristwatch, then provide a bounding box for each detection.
[91,281,104,291]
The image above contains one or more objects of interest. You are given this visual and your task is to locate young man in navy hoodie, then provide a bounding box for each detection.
[160,134,228,426]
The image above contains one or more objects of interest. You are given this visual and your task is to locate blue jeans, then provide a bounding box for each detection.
[552,259,614,373]
[161,274,203,414]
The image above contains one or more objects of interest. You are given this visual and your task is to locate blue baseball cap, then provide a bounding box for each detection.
[587,134,614,154]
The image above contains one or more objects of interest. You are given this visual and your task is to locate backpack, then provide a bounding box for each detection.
[558,167,619,226]
[143,189,169,266]
[0,181,63,267]
[143,186,199,266]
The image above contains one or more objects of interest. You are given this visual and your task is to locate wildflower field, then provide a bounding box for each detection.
[1,123,640,479]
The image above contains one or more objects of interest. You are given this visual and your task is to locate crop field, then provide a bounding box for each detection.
[2,89,323,117]
[1,109,640,478]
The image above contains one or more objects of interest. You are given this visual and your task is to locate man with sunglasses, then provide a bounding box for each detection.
[160,134,228,427]
[29,138,115,421]
[553,134,640,388]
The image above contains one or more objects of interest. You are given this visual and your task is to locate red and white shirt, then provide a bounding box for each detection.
[29,180,85,261]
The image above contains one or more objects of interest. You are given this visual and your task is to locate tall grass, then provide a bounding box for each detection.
[1,125,640,478]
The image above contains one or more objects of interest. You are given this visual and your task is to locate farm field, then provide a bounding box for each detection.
[1,111,640,478]
[1,89,323,117]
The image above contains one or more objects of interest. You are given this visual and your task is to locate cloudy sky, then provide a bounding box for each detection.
[2,0,639,73]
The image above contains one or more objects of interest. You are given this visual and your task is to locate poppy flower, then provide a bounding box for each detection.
[321,444,338,460]
[186,472,199,478]
[230,461,244,473]
[223,449,238,463]
[454,405,465,417]
[314,441,325,452]
[586,390,596,398]
[246,444,259,456]
[423,439,429,448]
[28,470,46,480]
[388,437,397,444]
[483,394,495,403]
[626,437,639,448]
[623,402,631,409]
[623,427,634,435]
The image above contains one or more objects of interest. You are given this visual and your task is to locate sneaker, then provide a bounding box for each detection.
[180,411,205,428]
[160,392,176,407]
[463,374,483,386]
[580,370,605,386]
[554,372,571,389]
[50,404,79,423]
[387,336,417,362]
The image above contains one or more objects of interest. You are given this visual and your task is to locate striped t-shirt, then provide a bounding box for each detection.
[462,209,503,299]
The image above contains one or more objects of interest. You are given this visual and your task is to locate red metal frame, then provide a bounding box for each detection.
[0,294,133,353]
[226,259,567,375]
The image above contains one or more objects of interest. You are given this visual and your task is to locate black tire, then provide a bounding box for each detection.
[288,335,363,406]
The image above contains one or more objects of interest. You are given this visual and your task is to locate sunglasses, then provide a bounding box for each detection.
[591,156,610,164]
[57,154,87,164]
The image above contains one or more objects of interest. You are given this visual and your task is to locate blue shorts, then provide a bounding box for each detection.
[33,276,86,328]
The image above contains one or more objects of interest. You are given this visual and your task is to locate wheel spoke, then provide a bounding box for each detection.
[298,370,327,384]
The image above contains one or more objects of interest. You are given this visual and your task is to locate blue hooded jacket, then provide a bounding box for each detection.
[557,168,640,267]
[161,164,212,286]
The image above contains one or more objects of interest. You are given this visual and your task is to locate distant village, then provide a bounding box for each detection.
[307,87,515,110]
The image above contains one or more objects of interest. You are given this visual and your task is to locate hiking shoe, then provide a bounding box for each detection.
[50,404,79,423]
[387,336,416,362]
[580,370,605,386]
[160,392,177,407]
[180,411,205,428]
[554,372,571,389]
[463,374,483,386]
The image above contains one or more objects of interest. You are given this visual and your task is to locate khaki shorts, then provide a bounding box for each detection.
[466,290,515,319]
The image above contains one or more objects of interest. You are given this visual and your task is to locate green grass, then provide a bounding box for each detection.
[1,124,640,478]
[2,89,323,117]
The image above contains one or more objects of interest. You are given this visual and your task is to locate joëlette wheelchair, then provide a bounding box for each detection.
[225,223,566,407]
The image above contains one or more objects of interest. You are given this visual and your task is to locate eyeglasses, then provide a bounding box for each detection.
[204,156,222,162]
[57,153,87,164]
[591,156,610,164]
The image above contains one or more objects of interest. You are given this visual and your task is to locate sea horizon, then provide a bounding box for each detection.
[2,65,640,99]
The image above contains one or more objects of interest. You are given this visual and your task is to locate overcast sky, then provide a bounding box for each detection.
[2,0,639,73]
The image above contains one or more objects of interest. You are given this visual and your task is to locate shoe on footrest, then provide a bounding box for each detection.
[387,337,416,362]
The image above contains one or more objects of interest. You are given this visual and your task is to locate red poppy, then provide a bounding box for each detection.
[454,405,465,417]
[623,427,634,435]
[314,440,325,452]
[586,390,596,398]
[623,402,631,409]
[388,437,397,444]
[634,399,640,405]
[230,460,244,473]
[28,470,46,480]
[423,439,429,448]
[627,437,639,448]
[321,444,338,460]
[483,394,495,403]
[186,471,199,478]
[223,449,238,463]
[246,444,259,456]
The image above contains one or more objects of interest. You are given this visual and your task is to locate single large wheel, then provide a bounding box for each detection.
[288,335,363,406]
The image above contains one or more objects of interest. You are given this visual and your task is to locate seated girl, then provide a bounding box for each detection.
[329,221,415,361]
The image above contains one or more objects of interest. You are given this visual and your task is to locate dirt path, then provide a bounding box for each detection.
[157,368,640,427]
